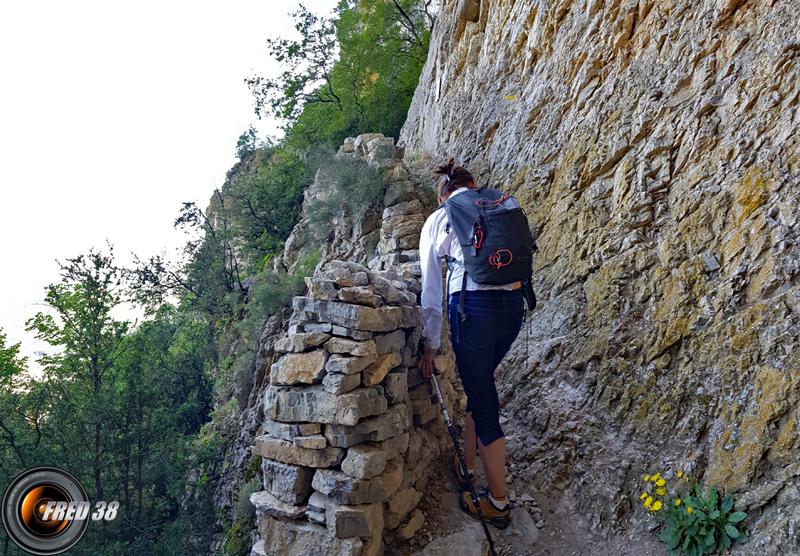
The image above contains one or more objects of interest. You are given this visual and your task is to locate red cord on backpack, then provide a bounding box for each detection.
[488,249,513,269]
[475,192,510,208]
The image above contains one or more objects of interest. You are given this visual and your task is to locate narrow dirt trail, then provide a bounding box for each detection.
[391,453,663,556]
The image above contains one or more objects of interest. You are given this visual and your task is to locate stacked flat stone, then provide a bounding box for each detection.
[371,197,425,278]
[353,134,426,278]
[250,259,456,555]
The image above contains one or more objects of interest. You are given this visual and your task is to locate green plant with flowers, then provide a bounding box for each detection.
[638,470,748,555]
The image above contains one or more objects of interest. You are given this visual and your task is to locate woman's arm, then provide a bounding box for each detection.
[419,210,444,376]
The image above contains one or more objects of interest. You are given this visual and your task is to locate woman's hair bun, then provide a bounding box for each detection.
[433,157,474,197]
[433,157,456,177]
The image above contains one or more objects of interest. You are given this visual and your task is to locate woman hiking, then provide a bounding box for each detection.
[418,157,525,529]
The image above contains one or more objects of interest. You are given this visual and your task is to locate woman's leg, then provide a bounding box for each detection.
[479,294,524,501]
[448,299,496,478]
[463,412,477,470]
[478,437,507,499]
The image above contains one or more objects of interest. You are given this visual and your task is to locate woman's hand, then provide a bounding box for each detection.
[420,348,437,378]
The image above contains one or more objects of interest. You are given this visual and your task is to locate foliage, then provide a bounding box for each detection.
[25,245,130,506]
[221,515,253,556]
[0,329,46,472]
[128,144,311,319]
[234,477,262,521]
[238,271,291,338]
[248,0,434,151]
[219,474,262,556]
[128,194,246,323]
[293,247,322,286]
[243,454,262,483]
[0,329,27,377]
[236,126,259,159]
[225,146,310,273]
[0,248,217,555]
[638,470,748,555]
[303,143,389,239]
[224,247,321,399]
[247,4,339,123]
[238,247,320,340]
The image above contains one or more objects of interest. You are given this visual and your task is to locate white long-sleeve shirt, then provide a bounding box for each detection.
[418,186,520,351]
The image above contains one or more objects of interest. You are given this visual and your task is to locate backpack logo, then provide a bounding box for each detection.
[488,248,513,270]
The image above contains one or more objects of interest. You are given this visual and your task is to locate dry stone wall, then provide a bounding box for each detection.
[249,134,460,555]
[399,0,800,551]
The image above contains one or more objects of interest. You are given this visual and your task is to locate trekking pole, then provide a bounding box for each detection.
[430,372,498,556]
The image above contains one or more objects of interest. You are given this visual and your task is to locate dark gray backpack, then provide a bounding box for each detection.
[442,187,537,322]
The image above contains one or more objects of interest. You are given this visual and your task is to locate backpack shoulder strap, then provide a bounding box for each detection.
[444,191,481,247]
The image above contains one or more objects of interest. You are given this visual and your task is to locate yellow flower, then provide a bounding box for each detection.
[656,488,667,496]
[644,496,653,509]
[687,506,693,514]
[651,473,661,482]
[656,478,666,487]
[677,470,683,478]
[651,500,663,511]
[644,474,651,482]
[640,492,648,500]
[674,499,682,506]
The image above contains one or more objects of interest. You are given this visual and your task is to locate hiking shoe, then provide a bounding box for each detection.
[457,489,511,529]
[451,452,474,489]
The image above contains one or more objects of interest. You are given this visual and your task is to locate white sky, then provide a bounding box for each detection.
[0,0,340,365]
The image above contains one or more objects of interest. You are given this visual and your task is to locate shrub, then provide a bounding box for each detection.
[229,250,321,396]
[227,146,309,273]
[290,247,322,290]
[243,454,263,483]
[220,476,263,556]
[234,477,263,521]
[303,144,389,239]
[221,516,253,556]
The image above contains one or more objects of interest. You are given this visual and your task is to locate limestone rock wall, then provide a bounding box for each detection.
[249,135,460,555]
[399,0,800,551]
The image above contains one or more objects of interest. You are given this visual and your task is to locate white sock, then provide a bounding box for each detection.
[488,493,509,509]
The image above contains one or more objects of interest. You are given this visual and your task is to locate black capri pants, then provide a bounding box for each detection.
[447,288,524,446]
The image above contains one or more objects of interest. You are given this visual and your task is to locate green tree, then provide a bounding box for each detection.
[235,126,259,159]
[246,3,340,124]
[129,194,245,321]
[0,330,44,469]
[247,0,434,150]
[226,145,310,272]
[25,245,129,522]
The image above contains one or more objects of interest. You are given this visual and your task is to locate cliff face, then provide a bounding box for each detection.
[400,0,800,551]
